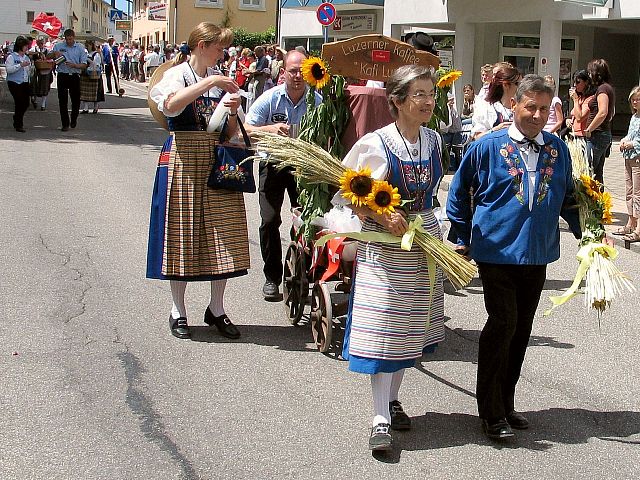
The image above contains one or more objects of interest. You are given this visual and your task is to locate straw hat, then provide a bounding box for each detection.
[147,61,174,130]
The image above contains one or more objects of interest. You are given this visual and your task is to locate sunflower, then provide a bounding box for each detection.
[366,181,402,215]
[301,56,331,89]
[340,167,374,207]
[580,174,601,200]
[436,69,463,88]
[601,191,613,224]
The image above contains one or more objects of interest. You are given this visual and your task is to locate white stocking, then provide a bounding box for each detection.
[371,372,393,426]
[390,368,405,402]
[208,279,227,317]
[170,280,187,319]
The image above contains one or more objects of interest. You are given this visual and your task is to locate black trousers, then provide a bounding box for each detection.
[104,63,114,92]
[57,73,81,128]
[258,162,299,284]
[476,262,547,422]
[7,81,30,129]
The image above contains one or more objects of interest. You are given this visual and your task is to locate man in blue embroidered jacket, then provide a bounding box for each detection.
[447,75,582,440]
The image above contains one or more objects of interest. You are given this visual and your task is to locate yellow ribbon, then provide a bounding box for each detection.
[543,242,618,316]
[316,215,436,327]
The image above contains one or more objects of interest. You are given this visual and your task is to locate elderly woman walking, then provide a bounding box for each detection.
[339,65,445,451]
[147,22,248,340]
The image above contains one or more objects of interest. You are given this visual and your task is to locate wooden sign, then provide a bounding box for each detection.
[322,34,440,82]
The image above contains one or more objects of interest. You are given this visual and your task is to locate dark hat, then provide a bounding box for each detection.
[405,32,436,54]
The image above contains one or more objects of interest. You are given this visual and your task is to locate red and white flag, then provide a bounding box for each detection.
[32,13,63,38]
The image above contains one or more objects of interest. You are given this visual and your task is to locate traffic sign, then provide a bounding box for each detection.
[316,2,337,27]
[109,9,124,22]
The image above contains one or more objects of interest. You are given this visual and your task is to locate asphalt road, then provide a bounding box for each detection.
[1,77,639,480]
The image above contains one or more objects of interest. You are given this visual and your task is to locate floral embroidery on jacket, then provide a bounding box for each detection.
[536,145,558,204]
[500,143,525,204]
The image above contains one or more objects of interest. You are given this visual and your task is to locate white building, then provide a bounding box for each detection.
[1,0,67,42]
[280,0,640,132]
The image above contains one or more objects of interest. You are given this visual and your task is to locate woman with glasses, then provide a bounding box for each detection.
[566,70,596,138]
[338,65,445,452]
[471,62,522,140]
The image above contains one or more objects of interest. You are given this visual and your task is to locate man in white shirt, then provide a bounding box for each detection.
[145,46,161,78]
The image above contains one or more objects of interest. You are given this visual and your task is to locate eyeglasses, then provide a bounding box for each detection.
[410,92,435,103]
[574,79,584,84]
[286,68,302,76]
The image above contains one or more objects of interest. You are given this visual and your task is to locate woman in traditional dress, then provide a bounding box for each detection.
[29,37,54,110]
[471,62,522,140]
[147,22,247,341]
[340,65,445,451]
[79,40,105,114]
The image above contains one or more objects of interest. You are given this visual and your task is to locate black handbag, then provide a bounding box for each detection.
[207,117,256,193]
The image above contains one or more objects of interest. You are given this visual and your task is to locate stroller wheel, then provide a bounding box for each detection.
[283,243,308,325]
[311,281,333,353]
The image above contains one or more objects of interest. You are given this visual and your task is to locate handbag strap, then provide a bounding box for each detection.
[220,115,252,148]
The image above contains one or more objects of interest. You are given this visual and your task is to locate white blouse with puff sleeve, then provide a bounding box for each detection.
[149,62,224,117]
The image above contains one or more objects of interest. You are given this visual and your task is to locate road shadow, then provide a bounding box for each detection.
[372,407,640,462]
[0,86,167,147]
[188,323,320,353]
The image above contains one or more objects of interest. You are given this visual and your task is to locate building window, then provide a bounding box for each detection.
[195,0,223,8]
[239,0,265,10]
[26,11,35,23]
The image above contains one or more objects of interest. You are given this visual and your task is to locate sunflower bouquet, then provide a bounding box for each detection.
[427,68,463,131]
[545,174,635,316]
[249,132,477,290]
[291,56,351,242]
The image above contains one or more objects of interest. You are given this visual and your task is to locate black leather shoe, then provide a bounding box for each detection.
[204,308,240,339]
[15,127,26,133]
[482,418,514,439]
[369,423,392,451]
[169,316,191,339]
[506,411,529,430]
[262,281,281,301]
[61,126,69,132]
[389,400,411,430]
[70,120,77,128]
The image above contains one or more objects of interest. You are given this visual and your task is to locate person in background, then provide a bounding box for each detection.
[28,37,53,110]
[447,75,585,441]
[145,46,161,79]
[147,22,246,341]
[251,45,270,101]
[5,35,32,132]
[270,47,285,86]
[471,62,521,140]
[294,45,307,56]
[584,58,615,185]
[102,37,116,94]
[79,39,104,114]
[440,92,465,172]
[476,64,494,102]
[49,29,87,131]
[138,46,146,82]
[340,64,445,451]
[130,42,140,82]
[566,70,596,139]
[245,50,322,301]
[543,75,564,134]
[615,86,640,242]
[461,83,475,122]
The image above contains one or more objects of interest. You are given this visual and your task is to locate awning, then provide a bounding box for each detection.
[282,0,384,9]
[554,0,611,6]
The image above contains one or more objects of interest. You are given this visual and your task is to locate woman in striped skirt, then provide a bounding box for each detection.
[147,23,247,340]
[340,65,445,451]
